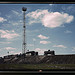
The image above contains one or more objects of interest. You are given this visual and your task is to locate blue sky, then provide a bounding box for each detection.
[0,4,75,57]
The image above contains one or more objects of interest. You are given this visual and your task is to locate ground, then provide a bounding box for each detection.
[0,64,75,70]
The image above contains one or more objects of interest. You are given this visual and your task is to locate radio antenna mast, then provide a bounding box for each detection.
[22,7,27,54]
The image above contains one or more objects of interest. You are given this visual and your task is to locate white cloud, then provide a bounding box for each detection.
[64,30,72,33]
[0,47,16,51]
[0,17,7,22]
[26,9,48,25]
[33,38,36,41]
[42,12,74,28]
[35,48,46,55]
[8,51,21,55]
[10,51,15,54]
[0,42,11,44]
[29,20,39,25]
[27,9,74,28]
[28,44,34,47]
[40,41,51,44]
[49,4,53,6]
[0,30,19,39]
[27,9,48,19]
[4,47,16,50]
[72,47,75,51]
[6,15,11,19]
[12,10,20,16]
[14,51,21,54]
[8,20,23,26]
[53,45,67,48]
[38,34,49,39]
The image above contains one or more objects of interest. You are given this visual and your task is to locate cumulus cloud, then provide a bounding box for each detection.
[38,34,49,39]
[35,48,46,55]
[26,9,48,25]
[0,30,19,39]
[27,9,74,28]
[53,45,67,48]
[42,12,74,28]
[27,9,48,19]
[64,30,72,33]
[0,17,7,22]
[40,41,51,44]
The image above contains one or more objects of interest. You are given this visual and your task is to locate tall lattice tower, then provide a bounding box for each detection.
[22,7,27,54]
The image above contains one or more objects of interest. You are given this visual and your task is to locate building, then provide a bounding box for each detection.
[44,50,55,55]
